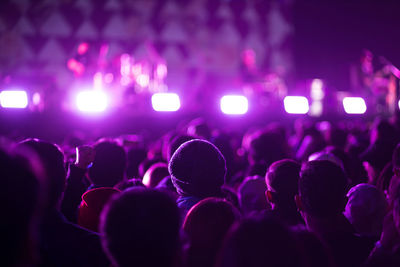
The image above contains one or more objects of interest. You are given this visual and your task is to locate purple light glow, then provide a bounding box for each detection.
[77,42,89,55]
[136,74,150,87]
[284,96,309,114]
[32,92,41,105]
[220,95,248,115]
[343,97,366,114]
[151,93,180,112]
[0,90,28,108]
[310,79,324,101]
[76,90,108,113]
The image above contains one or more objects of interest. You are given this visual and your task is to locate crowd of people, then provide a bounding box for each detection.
[3,115,400,267]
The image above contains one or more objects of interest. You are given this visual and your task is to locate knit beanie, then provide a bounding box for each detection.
[169,139,226,198]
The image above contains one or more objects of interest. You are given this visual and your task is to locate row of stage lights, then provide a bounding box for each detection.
[0,89,368,115]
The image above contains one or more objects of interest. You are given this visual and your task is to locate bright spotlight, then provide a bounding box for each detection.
[151,93,180,112]
[0,90,28,108]
[220,95,248,115]
[310,79,324,101]
[76,90,108,113]
[343,97,366,114]
[284,96,309,114]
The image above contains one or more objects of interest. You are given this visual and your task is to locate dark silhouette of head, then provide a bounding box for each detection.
[125,146,147,178]
[78,187,120,232]
[100,188,180,267]
[19,139,66,209]
[217,214,300,267]
[266,159,300,209]
[344,183,387,237]
[248,129,289,172]
[238,176,268,214]
[298,160,348,219]
[89,141,126,187]
[187,118,211,140]
[142,162,169,188]
[169,139,226,198]
[183,198,240,267]
[167,134,196,162]
[0,147,42,267]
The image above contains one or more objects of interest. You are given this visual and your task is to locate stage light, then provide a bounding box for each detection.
[309,100,323,116]
[343,97,366,114]
[220,95,248,115]
[136,74,150,87]
[0,90,28,108]
[310,79,324,101]
[77,42,89,55]
[151,93,180,112]
[76,90,108,113]
[32,92,41,105]
[284,96,309,114]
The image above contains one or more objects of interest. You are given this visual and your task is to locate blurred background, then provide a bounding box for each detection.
[0,0,399,140]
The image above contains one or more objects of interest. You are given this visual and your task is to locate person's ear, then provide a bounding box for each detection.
[295,195,303,211]
[265,190,274,204]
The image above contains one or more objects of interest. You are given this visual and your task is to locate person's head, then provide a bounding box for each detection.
[89,141,126,187]
[187,118,211,140]
[169,139,226,198]
[19,139,66,209]
[238,176,268,214]
[0,146,43,267]
[266,159,300,211]
[344,183,387,237]
[142,162,169,188]
[167,134,195,162]
[125,146,147,178]
[297,160,348,220]
[248,129,288,168]
[100,188,180,267]
[217,214,300,267]
[183,198,240,267]
[78,187,120,232]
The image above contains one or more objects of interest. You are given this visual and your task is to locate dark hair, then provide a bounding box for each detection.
[266,159,300,205]
[0,147,41,266]
[89,141,127,187]
[183,198,240,267]
[19,139,65,208]
[125,147,147,178]
[167,134,195,162]
[217,214,300,267]
[100,188,180,267]
[299,160,348,218]
[248,129,289,168]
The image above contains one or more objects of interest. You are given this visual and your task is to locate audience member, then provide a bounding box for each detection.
[217,214,301,267]
[0,146,42,267]
[238,176,268,215]
[344,183,387,239]
[100,188,181,267]
[265,159,303,226]
[296,160,374,267]
[169,139,227,215]
[19,139,109,267]
[183,198,240,267]
[142,162,169,188]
